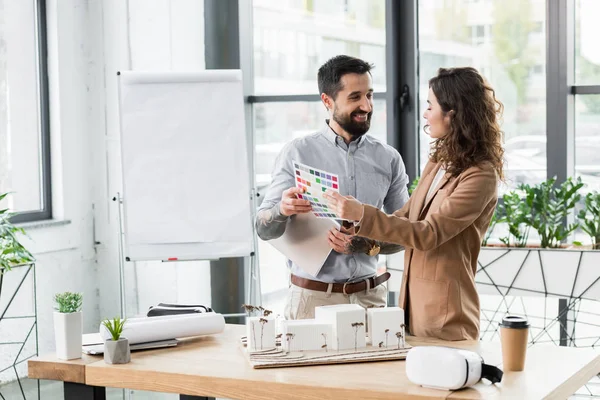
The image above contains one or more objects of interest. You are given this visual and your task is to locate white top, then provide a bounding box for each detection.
[426,168,446,202]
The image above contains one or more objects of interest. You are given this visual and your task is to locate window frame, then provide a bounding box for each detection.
[9,0,52,223]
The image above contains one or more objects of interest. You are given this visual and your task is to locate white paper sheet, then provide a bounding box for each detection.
[268,212,340,277]
[99,312,225,344]
[118,70,253,260]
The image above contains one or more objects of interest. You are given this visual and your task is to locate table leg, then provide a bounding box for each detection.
[180,395,215,400]
[64,382,106,400]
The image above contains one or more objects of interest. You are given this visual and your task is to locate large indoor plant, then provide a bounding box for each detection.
[0,192,38,396]
[478,177,600,301]
[0,192,34,273]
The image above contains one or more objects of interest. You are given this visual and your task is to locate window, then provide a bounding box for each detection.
[418,0,547,194]
[250,0,387,314]
[574,0,600,193]
[252,0,386,95]
[0,0,50,222]
[574,0,600,86]
[574,97,600,193]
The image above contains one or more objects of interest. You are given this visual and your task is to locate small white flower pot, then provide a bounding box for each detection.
[104,337,131,364]
[53,311,82,360]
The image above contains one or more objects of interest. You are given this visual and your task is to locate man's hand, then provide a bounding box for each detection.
[328,227,353,254]
[279,187,312,217]
[328,226,370,255]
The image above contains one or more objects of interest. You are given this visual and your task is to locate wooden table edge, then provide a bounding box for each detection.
[545,353,600,400]
[27,355,101,384]
[83,365,447,400]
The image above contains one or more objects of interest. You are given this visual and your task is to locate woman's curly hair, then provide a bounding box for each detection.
[427,67,505,180]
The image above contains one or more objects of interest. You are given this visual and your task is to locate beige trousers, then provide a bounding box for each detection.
[284,283,387,320]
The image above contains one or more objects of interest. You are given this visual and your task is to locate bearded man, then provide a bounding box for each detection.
[256,55,410,319]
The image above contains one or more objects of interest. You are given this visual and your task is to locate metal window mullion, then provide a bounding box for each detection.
[571,85,600,95]
[37,0,52,221]
[10,0,52,223]
[546,0,574,182]
[247,92,388,104]
[204,0,248,322]
[385,0,419,182]
[546,0,575,347]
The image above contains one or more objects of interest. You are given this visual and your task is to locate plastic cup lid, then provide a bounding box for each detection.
[499,315,529,329]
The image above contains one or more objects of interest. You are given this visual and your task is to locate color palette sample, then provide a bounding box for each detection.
[293,160,341,219]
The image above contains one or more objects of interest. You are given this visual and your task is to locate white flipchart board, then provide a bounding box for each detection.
[117,70,253,261]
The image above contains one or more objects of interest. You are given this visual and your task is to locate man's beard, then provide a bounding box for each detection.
[332,108,372,139]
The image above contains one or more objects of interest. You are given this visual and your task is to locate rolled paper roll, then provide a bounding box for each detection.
[99,312,225,344]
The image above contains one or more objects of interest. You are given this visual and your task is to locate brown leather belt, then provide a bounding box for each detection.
[291,272,391,295]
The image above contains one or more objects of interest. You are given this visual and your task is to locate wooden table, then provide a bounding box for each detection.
[28,324,600,400]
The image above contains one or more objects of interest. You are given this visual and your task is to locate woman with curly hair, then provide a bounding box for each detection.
[324,67,504,340]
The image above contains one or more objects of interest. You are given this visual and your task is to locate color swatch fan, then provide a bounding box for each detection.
[293,160,346,220]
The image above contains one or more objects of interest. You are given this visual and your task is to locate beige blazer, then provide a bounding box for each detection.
[357,160,498,340]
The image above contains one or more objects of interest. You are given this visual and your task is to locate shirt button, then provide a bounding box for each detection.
[350,176,354,180]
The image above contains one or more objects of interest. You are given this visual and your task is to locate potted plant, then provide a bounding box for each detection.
[0,192,34,273]
[102,317,130,364]
[477,177,600,301]
[0,192,38,390]
[53,292,83,360]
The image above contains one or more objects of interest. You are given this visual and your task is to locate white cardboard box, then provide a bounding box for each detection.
[246,316,276,351]
[367,307,405,348]
[280,319,333,352]
[315,304,365,351]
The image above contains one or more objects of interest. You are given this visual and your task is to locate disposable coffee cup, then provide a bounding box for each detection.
[499,315,529,371]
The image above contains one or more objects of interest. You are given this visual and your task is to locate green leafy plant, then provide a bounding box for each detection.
[0,192,34,273]
[521,177,583,248]
[482,208,503,246]
[577,191,600,249]
[408,176,420,195]
[498,191,531,247]
[102,317,127,341]
[54,292,83,313]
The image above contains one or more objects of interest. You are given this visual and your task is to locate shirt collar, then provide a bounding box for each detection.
[321,119,366,148]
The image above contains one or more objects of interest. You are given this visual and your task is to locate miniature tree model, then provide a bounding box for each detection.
[321,333,328,352]
[385,328,390,348]
[400,323,406,348]
[378,341,384,348]
[241,304,257,316]
[242,304,274,350]
[396,331,402,349]
[259,318,268,350]
[351,322,364,352]
[286,333,295,350]
[242,304,272,318]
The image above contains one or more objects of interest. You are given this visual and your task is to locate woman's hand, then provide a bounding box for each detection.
[323,190,364,222]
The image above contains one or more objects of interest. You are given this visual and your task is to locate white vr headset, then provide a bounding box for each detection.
[406,346,503,390]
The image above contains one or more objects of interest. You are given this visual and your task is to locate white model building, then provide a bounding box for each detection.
[246,316,276,351]
[315,304,365,351]
[280,320,333,352]
[367,307,405,348]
